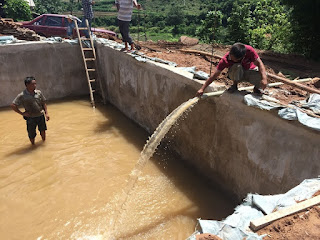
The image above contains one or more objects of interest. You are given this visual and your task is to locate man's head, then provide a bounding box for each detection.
[24,76,36,91]
[67,15,74,23]
[230,43,246,62]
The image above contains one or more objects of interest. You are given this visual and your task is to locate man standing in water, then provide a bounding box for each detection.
[11,77,50,145]
[196,42,267,96]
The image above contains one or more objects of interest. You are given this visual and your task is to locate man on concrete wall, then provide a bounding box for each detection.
[0,0,5,17]
[115,0,141,51]
[81,0,95,38]
[11,76,50,145]
[196,42,268,96]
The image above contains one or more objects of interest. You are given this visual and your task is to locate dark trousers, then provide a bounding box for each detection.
[81,17,92,38]
[25,115,47,139]
[118,19,133,44]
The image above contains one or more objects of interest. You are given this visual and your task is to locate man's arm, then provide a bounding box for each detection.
[42,102,50,121]
[115,0,119,11]
[10,103,30,117]
[133,0,141,9]
[196,69,221,97]
[254,57,267,89]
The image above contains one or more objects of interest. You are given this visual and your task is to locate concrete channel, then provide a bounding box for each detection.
[1,41,319,201]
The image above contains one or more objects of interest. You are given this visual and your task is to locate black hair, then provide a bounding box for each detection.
[24,76,35,86]
[230,43,246,59]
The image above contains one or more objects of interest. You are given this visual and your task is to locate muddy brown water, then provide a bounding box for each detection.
[0,98,235,239]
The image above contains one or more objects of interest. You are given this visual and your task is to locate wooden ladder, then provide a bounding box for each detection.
[74,19,96,108]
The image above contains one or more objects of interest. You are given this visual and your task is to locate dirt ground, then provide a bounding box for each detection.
[133,40,320,240]
[135,40,320,105]
[257,205,320,240]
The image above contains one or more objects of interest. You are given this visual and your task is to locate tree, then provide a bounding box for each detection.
[249,0,293,52]
[3,0,32,21]
[34,0,65,14]
[165,5,185,27]
[165,5,186,36]
[226,0,293,53]
[227,1,253,44]
[282,0,320,60]
[196,10,223,43]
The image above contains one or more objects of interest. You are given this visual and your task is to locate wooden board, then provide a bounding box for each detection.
[250,195,320,231]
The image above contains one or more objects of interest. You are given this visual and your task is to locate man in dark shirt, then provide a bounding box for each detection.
[11,77,50,145]
[81,0,95,38]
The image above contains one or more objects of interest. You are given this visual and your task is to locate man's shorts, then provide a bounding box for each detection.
[228,63,262,88]
[25,115,47,139]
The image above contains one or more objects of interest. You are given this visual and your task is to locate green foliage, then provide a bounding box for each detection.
[227,2,253,44]
[282,0,320,60]
[34,0,66,14]
[65,0,82,14]
[33,0,318,59]
[93,0,115,12]
[165,6,185,27]
[226,0,293,53]
[3,0,32,21]
[92,15,117,27]
[196,10,223,43]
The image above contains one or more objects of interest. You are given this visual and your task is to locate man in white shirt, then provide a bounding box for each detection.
[115,0,141,51]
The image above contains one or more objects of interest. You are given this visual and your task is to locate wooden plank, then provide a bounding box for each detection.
[179,49,223,59]
[267,73,320,95]
[250,195,320,232]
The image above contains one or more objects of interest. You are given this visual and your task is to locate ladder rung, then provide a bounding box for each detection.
[83,48,93,51]
[78,27,88,30]
[87,69,96,72]
[89,79,96,82]
[81,38,91,40]
[92,90,96,93]
[85,58,95,61]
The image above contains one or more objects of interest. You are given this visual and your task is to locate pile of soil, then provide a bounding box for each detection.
[0,19,41,41]
[256,205,320,239]
[136,41,320,105]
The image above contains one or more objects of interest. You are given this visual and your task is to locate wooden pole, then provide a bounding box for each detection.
[179,49,223,59]
[267,73,320,95]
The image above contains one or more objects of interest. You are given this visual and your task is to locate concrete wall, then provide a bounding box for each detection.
[0,42,88,107]
[1,42,319,201]
[96,43,320,200]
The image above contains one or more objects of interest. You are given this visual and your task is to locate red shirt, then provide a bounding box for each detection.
[217,45,259,71]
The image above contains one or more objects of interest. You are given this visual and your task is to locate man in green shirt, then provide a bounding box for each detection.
[11,77,50,145]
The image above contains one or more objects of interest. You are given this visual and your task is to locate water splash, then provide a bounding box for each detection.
[106,97,199,238]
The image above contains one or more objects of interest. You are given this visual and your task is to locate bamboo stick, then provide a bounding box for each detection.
[179,49,223,59]
[267,73,320,94]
